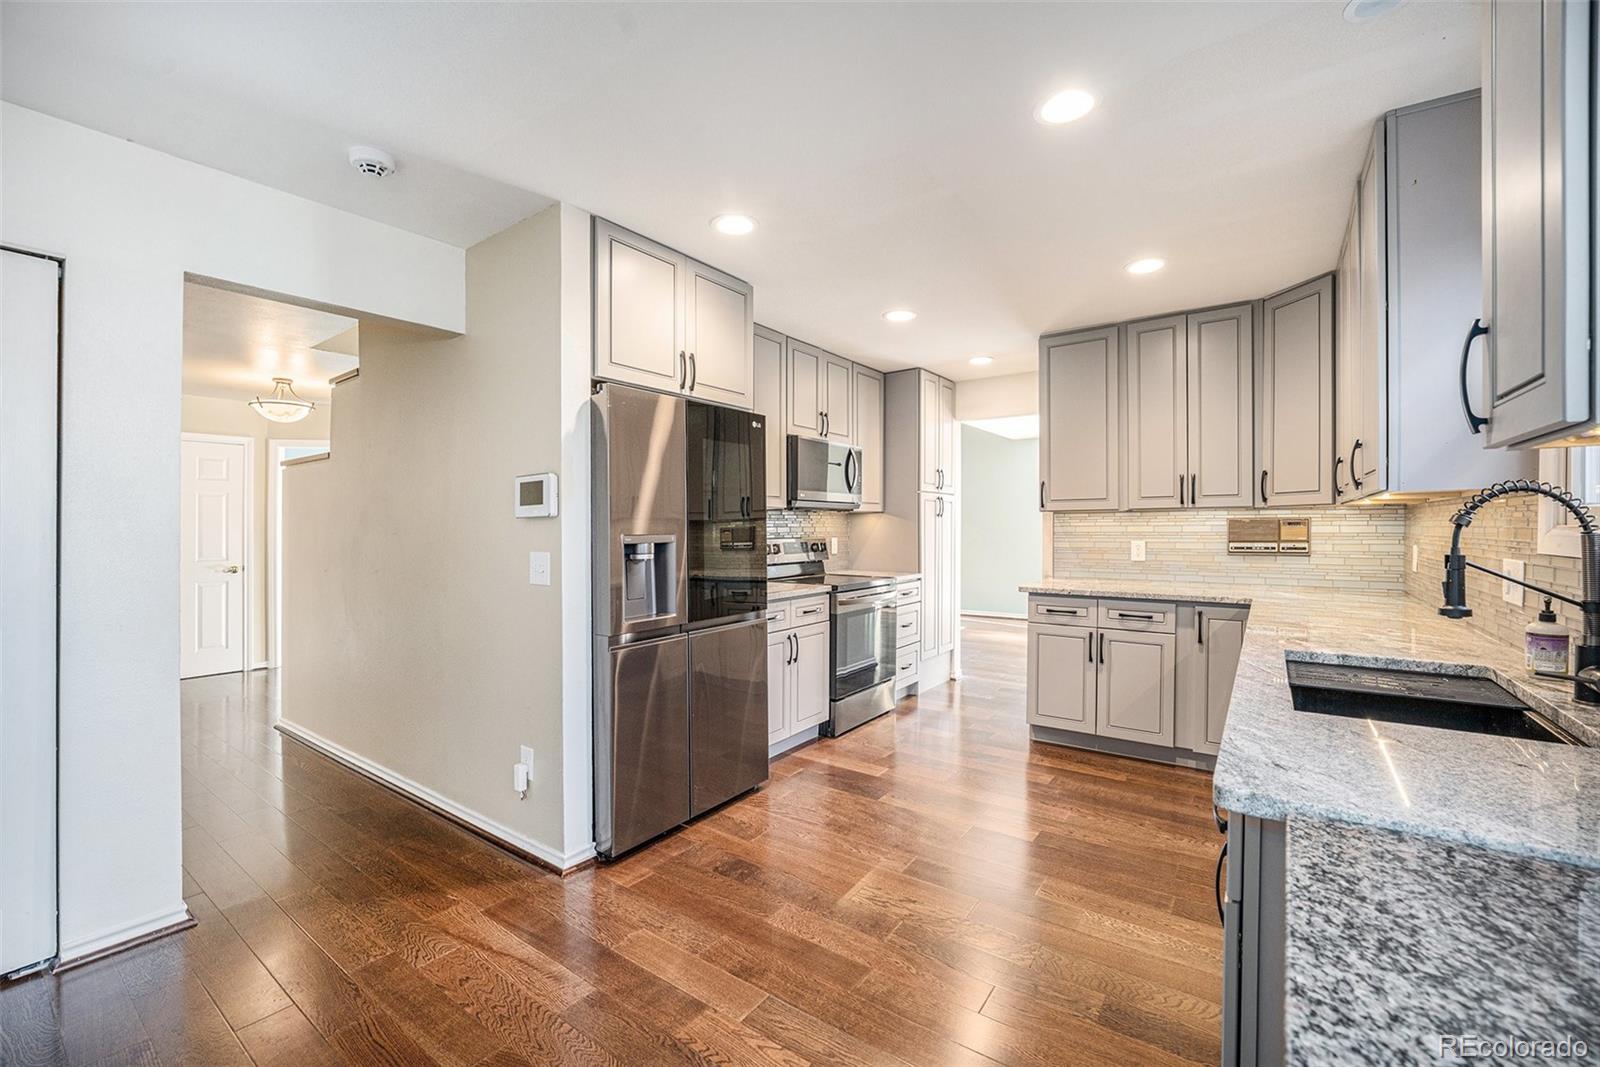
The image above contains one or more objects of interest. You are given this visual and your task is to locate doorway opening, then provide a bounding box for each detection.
[958,414,1041,621]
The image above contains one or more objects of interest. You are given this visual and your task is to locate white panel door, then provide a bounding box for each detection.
[767,631,790,743]
[685,259,753,408]
[1,249,60,975]
[920,372,942,491]
[593,219,686,393]
[792,622,831,729]
[853,365,885,512]
[920,493,940,659]
[181,437,247,678]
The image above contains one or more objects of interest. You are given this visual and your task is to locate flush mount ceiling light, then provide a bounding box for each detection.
[969,355,994,366]
[248,377,315,423]
[1125,257,1166,275]
[1034,88,1096,125]
[1343,0,1404,21]
[883,308,917,324]
[711,213,756,236]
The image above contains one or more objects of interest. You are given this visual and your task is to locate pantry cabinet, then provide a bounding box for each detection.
[1040,325,1120,511]
[592,217,754,408]
[913,370,958,493]
[853,364,885,512]
[1259,275,1335,507]
[754,325,786,509]
[919,493,955,659]
[1479,0,1594,448]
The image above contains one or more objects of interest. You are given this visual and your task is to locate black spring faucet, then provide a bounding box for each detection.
[1441,479,1600,703]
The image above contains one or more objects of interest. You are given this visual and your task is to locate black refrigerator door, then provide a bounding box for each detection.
[686,401,767,625]
[598,633,690,857]
[688,618,768,817]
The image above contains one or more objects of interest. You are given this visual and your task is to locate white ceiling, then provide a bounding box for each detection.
[3,2,1480,382]
[182,282,357,401]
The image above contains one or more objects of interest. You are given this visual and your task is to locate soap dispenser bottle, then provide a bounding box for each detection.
[1526,597,1571,676]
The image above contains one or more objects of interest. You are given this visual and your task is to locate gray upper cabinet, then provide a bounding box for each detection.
[1041,326,1120,511]
[593,219,686,393]
[853,364,885,512]
[914,370,957,493]
[1125,315,1187,510]
[783,337,851,442]
[592,217,753,407]
[1187,305,1255,508]
[1259,275,1335,507]
[937,377,957,492]
[1336,93,1536,500]
[1480,0,1593,447]
[685,260,754,408]
[822,353,854,442]
[754,325,786,509]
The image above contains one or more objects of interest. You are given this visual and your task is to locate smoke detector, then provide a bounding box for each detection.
[347,145,396,178]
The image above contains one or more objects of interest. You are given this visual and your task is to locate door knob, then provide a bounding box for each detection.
[218,564,241,574]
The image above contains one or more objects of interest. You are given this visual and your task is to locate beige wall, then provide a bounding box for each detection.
[954,371,1036,421]
[281,206,577,865]
[181,393,332,667]
[1051,503,1408,592]
[1403,493,1584,651]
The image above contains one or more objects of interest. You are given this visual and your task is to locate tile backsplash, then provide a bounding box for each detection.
[1403,493,1585,651]
[1051,504,1407,592]
[767,509,851,555]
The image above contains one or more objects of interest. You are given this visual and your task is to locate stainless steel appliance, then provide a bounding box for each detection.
[787,435,863,510]
[768,540,897,736]
[592,383,768,859]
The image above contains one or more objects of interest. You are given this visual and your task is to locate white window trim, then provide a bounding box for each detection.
[1536,449,1584,558]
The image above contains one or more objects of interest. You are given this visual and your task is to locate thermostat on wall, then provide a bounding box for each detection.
[514,473,558,518]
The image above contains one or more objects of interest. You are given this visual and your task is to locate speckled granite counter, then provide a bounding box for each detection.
[1286,819,1598,1066]
[767,580,827,602]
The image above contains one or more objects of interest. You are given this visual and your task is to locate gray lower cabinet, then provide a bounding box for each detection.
[1040,325,1120,511]
[1177,604,1249,755]
[1026,622,1096,732]
[1480,0,1593,448]
[1259,275,1335,507]
[1096,628,1176,746]
[1223,814,1286,1067]
[767,600,830,745]
[754,325,786,508]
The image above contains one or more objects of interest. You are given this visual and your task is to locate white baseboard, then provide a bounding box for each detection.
[276,718,589,872]
[961,610,1026,620]
[59,903,193,964]
[768,726,820,759]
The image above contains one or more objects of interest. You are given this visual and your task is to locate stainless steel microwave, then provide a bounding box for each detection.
[787,435,862,510]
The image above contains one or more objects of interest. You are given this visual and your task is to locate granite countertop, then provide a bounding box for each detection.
[1023,580,1600,869]
[767,580,828,603]
[828,568,923,581]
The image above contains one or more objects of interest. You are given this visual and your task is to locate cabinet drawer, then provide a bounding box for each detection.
[896,579,923,606]
[1028,596,1095,625]
[1098,599,1177,634]
[894,605,921,647]
[895,646,920,686]
[765,603,790,630]
[788,596,829,628]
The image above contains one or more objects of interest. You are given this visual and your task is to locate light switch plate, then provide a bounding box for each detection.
[830,537,839,554]
[529,550,551,586]
[1130,540,1146,562]
[1502,558,1525,606]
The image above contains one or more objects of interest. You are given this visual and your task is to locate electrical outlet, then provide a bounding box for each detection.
[1412,544,1419,572]
[529,550,551,586]
[1130,540,1146,562]
[830,537,839,554]
[514,745,535,798]
[1502,558,1525,606]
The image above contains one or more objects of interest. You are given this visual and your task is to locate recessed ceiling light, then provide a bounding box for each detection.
[710,213,756,236]
[883,309,917,324]
[969,355,994,366]
[1343,0,1404,21]
[1034,89,1096,125]
[1125,257,1166,275]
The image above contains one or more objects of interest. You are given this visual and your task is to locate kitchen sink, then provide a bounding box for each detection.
[1286,661,1581,745]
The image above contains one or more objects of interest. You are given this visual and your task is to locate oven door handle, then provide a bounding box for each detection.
[834,593,895,611]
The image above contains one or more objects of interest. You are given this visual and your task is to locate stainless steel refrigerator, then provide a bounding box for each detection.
[592,382,768,858]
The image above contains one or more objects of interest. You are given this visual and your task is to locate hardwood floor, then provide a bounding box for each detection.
[0,616,1223,1067]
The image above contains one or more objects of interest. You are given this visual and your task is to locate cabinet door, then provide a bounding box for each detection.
[767,631,790,743]
[937,377,957,492]
[685,259,753,409]
[822,353,854,442]
[936,496,956,653]
[1260,276,1335,507]
[792,621,831,730]
[1027,624,1096,734]
[1125,315,1188,510]
[785,338,825,439]
[593,219,686,393]
[853,364,885,512]
[1040,326,1120,510]
[920,493,940,659]
[754,326,786,508]
[1187,304,1255,508]
[1096,629,1176,746]
[1334,188,1362,503]
[920,372,942,491]
[1176,604,1248,755]
[1482,0,1592,447]
[1353,129,1385,490]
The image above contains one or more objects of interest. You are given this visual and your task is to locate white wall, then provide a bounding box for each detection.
[959,425,1041,616]
[954,371,1036,421]
[180,395,333,668]
[0,103,465,961]
[282,206,595,869]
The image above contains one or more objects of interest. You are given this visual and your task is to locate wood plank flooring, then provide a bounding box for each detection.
[0,616,1223,1066]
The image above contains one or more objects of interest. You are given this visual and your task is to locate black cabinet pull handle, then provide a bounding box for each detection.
[1040,480,1046,510]
[1197,610,1205,646]
[1098,632,1105,664]
[1086,633,1093,663]
[1460,319,1490,434]
[1333,455,1344,498]
[1215,840,1228,924]
[1350,439,1364,491]
[1179,474,1185,507]
[1260,469,1268,505]
[1190,473,1196,507]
